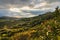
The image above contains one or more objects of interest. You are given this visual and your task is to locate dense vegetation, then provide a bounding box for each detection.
[0,7,60,40]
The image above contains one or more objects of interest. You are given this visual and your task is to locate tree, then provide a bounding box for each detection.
[55,6,59,17]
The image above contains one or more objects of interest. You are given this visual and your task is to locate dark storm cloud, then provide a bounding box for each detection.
[45,0,60,3]
[0,0,60,8]
[0,0,60,18]
[0,0,30,4]
[0,0,32,8]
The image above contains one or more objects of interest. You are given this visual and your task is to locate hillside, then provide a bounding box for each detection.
[0,7,60,40]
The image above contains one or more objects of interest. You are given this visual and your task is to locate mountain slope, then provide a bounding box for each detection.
[0,7,60,40]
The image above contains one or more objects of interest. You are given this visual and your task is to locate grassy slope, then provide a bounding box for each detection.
[0,9,60,40]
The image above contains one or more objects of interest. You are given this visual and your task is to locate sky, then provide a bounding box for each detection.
[0,0,60,18]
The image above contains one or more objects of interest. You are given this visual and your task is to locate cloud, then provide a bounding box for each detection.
[0,0,60,9]
[45,0,60,3]
[0,0,32,9]
[0,0,60,18]
[0,8,37,18]
[0,0,60,8]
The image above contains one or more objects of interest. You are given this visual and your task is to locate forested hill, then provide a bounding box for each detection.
[0,7,60,40]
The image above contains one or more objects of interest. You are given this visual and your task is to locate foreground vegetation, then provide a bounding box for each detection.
[0,7,60,40]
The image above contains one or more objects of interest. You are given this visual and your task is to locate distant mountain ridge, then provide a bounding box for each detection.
[0,16,20,20]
